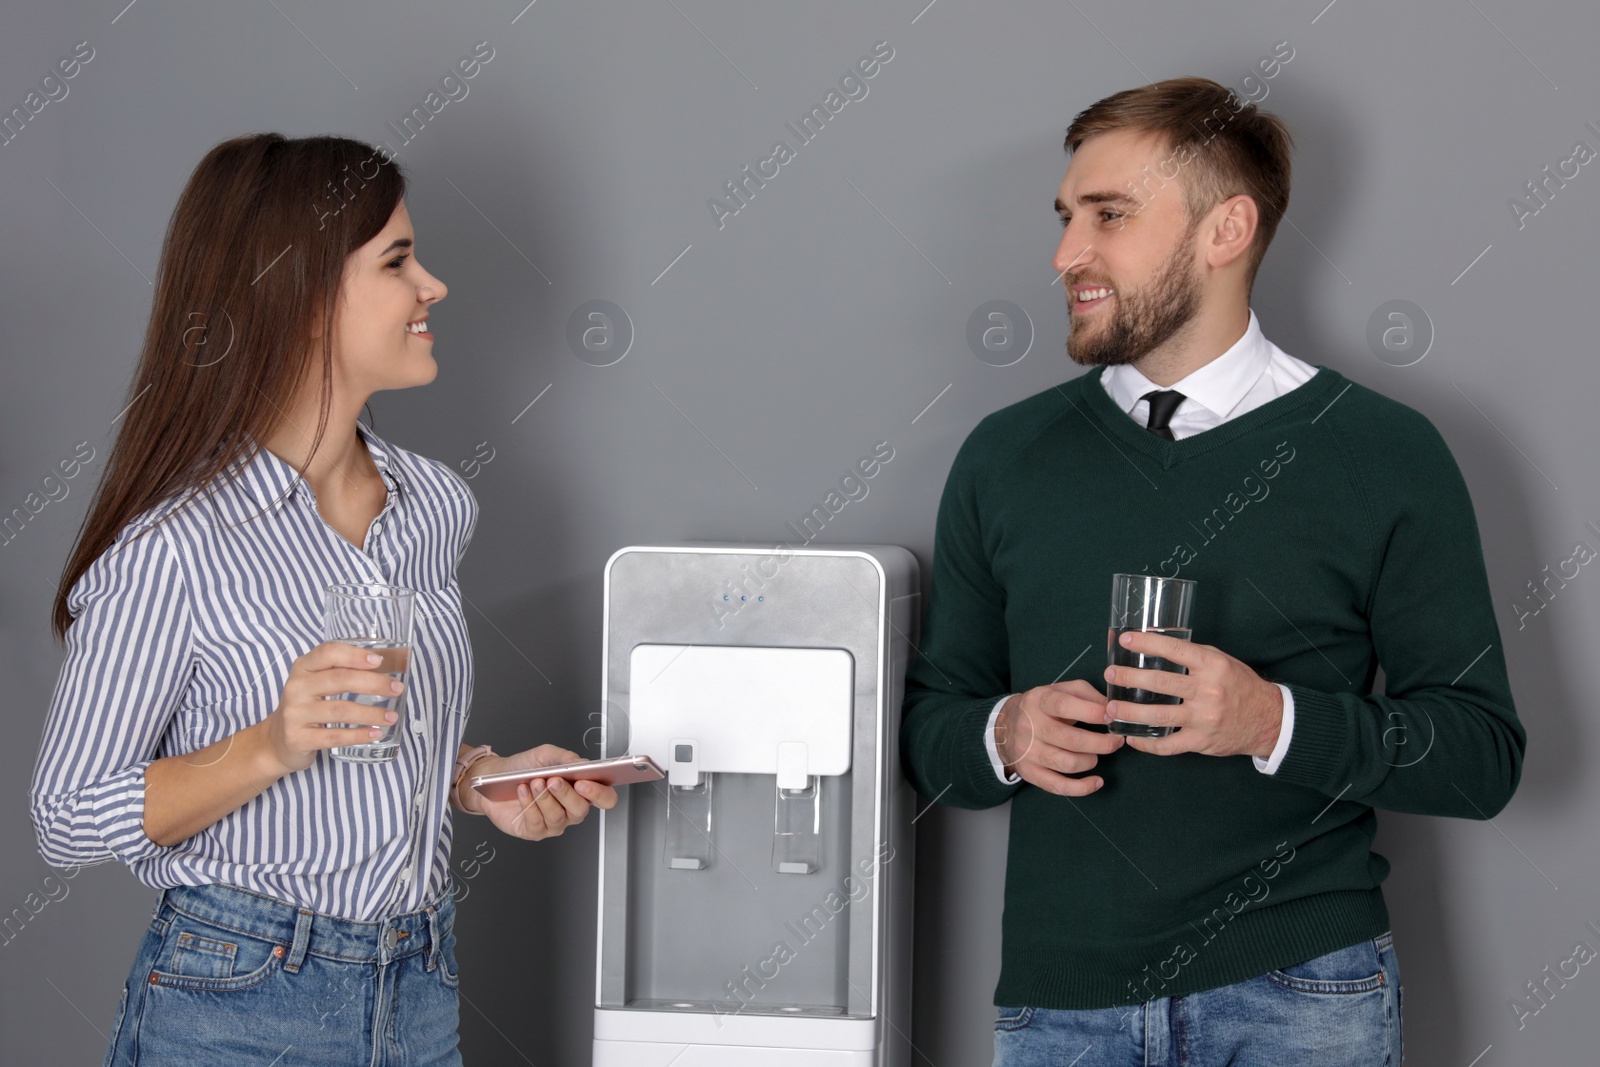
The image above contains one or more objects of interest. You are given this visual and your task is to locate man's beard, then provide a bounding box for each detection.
[1066,225,1203,368]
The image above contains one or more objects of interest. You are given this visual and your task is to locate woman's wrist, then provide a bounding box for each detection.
[452,745,499,815]
[243,719,295,784]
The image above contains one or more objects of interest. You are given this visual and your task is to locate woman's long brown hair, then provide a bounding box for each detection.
[51,133,407,642]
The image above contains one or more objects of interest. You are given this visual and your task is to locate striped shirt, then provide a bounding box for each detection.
[29,420,478,921]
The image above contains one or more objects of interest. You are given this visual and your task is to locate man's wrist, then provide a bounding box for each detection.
[996,695,1025,771]
[983,696,1021,785]
[1254,680,1285,760]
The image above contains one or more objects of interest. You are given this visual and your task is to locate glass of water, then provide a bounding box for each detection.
[324,582,415,763]
[1106,573,1196,738]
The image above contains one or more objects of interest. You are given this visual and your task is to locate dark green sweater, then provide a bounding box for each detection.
[900,363,1525,1010]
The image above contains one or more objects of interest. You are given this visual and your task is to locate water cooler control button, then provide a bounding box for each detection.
[668,738,700,788]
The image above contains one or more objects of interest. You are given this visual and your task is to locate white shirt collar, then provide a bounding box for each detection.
[1100,308,1272,422]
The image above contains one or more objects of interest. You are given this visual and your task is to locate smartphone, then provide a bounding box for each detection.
[469,754,665,803]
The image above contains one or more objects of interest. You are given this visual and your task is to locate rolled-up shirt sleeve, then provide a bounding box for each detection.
[30,521,193,867]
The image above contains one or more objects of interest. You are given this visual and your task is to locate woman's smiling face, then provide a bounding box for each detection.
[324,199,447,396]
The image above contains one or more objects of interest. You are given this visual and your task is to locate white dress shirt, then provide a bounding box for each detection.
[983,308,1317,782]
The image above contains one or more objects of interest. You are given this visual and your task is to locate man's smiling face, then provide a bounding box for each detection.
[1053,128,1208,368]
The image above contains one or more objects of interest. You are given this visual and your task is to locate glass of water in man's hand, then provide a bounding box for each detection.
[1106,572,1197,738]
[325,582,415,763]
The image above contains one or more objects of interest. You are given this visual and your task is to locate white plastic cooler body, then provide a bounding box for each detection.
[593,543,918,1067]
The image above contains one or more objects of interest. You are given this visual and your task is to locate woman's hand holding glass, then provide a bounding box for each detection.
[260,641,405,775]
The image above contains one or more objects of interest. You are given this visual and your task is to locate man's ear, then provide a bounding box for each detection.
[1209,195,1260,271]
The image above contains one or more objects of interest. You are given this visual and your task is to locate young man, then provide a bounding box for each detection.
[900,77,1524,1065]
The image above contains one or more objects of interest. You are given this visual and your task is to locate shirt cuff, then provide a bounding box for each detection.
[983,695,1022,784]
[1252,684,1296,775]
[32,762,168,868]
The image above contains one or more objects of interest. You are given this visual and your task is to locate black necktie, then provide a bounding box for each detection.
[1142,389,1185,441]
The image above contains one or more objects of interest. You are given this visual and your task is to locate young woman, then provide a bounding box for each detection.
[29,133,615,1066]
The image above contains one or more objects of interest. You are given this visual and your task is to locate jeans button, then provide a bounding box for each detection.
[385,928,399,949]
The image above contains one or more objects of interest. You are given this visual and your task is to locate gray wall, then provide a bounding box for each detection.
[3,0,1596,1063]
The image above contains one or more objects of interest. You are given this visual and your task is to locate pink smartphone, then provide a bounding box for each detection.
[469,754,665,803]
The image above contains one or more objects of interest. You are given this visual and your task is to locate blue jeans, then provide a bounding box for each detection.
[103,882,463,1067]
[994,931,1403,1067]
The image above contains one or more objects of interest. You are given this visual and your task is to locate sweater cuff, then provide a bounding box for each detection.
[1270,684,1353,791]
[945,697,1027,807]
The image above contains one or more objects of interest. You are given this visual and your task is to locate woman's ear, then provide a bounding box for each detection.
[310,276,352,341]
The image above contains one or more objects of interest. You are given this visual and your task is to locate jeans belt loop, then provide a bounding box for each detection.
[284,908,314,973]
[149,887,170,933]
[426,905,441,972]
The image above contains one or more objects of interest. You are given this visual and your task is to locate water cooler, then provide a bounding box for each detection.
[592,543,919,1066]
